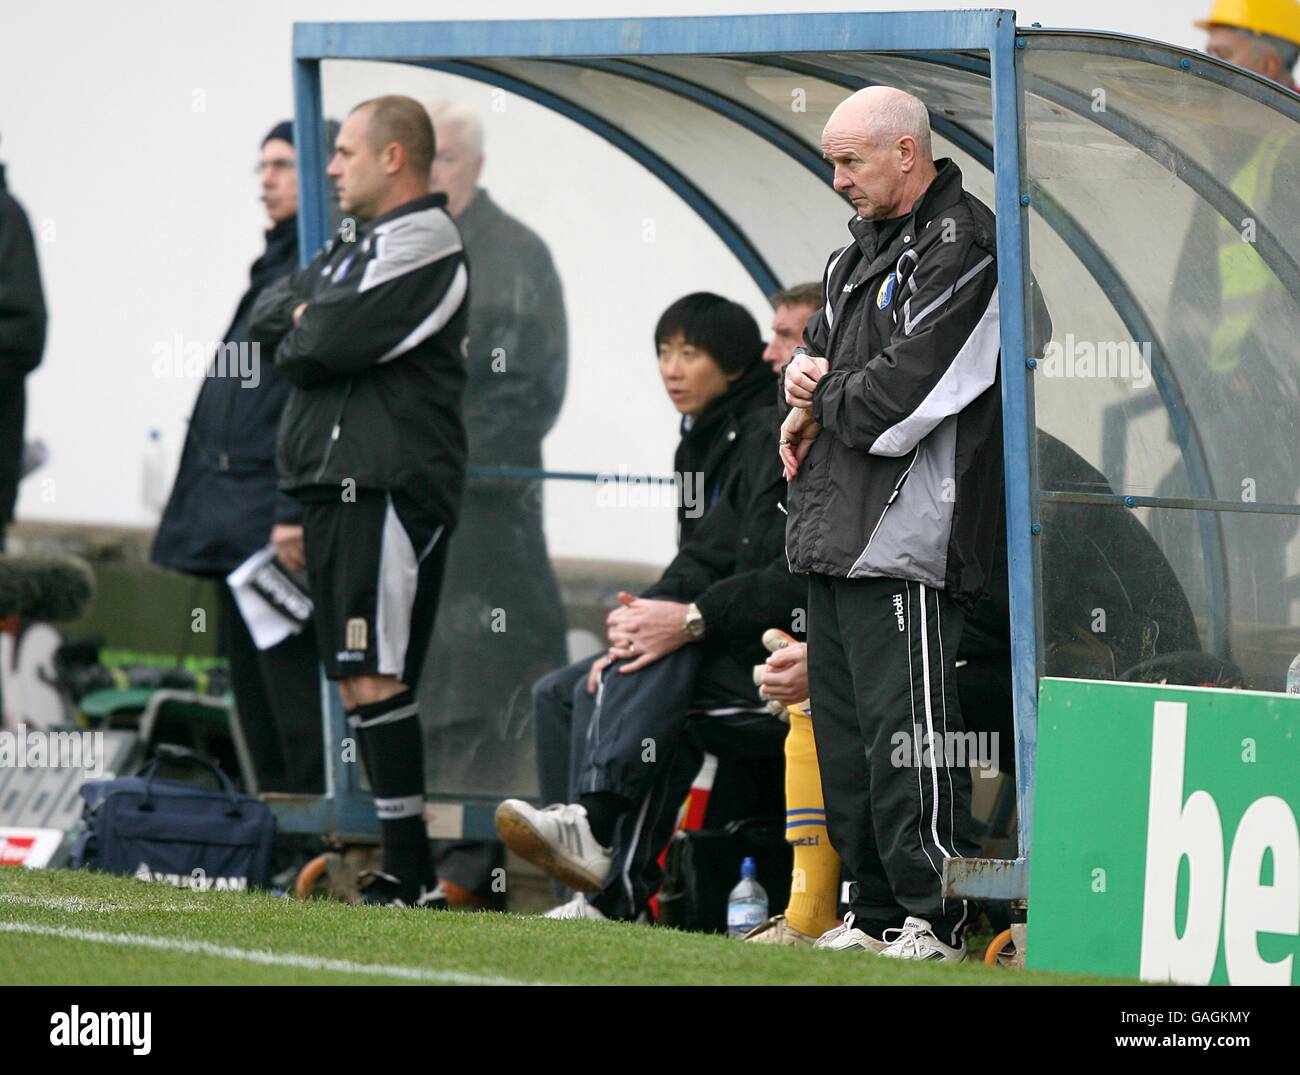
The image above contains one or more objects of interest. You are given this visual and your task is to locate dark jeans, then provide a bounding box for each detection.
[580,646,785,920]
[218,584,324,794]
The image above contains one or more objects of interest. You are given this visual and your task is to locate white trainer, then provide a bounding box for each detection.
[743,914,817,946]
[812,912,888,953]
[543,895,608,921]
[876,916,967,962]
[495,799,612,893]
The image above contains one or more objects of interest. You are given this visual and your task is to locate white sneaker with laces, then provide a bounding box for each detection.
[495,799,613,893]
[812,912,888,953]
[543,895,608,921]
[876,916,967,962]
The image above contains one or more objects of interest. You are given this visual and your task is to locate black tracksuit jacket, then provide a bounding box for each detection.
[785,159,1004,613]
[248,193,470,525]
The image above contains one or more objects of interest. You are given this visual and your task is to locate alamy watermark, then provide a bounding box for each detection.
[890,729,1001,779]
[1039,333,1152,391]
[151,335,261,388]
[595,467,704,519]
[0,724,106,778]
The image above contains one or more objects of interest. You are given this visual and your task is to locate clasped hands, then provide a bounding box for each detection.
[585,591,692,692]
[780,353,829,481]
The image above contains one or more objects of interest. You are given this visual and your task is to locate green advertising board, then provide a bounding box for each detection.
[1029,678,1299,984]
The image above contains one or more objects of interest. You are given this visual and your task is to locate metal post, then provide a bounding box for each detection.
[989,23,1042,865]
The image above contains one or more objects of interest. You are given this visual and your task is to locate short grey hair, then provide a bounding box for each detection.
[865,91,933,160]
[424,99,485,157]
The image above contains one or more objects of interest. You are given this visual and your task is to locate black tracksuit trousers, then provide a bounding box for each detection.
[807,573,981,949]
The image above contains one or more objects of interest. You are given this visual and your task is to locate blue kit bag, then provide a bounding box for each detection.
[72,749,274,891]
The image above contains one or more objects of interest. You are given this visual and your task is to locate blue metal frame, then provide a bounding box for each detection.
[414,59,779,294]
[988,19,1039,891]
[285,10,1298,902]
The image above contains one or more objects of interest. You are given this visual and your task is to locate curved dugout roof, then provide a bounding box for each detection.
[293,13,1300,872]
[294,10,1300,650]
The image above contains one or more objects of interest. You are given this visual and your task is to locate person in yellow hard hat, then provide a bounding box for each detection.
[1197,0,1299,88]
[1150,0,1300,636]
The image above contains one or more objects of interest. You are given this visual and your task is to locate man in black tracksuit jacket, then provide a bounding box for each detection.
[248,96,469,907]
[531,350,779,826]
[782,88,1003,959]
[499,367,806,920]
[0,158,46,550]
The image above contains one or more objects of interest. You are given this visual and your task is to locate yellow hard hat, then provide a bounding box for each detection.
[1196,0,1300,48]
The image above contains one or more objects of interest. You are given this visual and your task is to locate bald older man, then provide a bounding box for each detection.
[780,87,1002,962]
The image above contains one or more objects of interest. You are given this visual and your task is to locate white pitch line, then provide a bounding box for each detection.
[0,893,213,914]
[0,921,541,986]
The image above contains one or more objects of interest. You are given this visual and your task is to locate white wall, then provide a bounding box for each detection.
[0,0,1207,564]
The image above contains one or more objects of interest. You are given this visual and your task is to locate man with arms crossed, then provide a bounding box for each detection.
[781,87,1002,961]
[250,96,469,907]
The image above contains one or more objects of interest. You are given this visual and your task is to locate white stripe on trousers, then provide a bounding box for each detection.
[907,584,944,884]
[933,590,970,935]
[918,584,955,863]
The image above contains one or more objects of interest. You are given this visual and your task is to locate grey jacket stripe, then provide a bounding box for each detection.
[902,253,993,336]
[358,208,463,293]
[847,446,920,576]
[376,262,468,364]
[869,285,1000,458]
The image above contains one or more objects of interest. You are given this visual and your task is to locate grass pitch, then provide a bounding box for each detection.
[1,867,1109,986]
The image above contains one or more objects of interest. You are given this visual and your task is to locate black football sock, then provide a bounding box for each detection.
[578,791,629,848]
[349,689,433,899]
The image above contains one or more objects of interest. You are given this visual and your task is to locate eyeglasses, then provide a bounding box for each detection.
[254,159,296,176]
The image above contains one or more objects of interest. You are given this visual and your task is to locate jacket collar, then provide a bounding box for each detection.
[683,359,772,441]
[846,158,965,268]
[361,191,450,232]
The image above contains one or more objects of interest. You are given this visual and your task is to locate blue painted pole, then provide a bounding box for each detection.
[292,58,329,264]
[990,22,1041,863]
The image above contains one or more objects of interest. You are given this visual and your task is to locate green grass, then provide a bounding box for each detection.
[0,868,1114,986]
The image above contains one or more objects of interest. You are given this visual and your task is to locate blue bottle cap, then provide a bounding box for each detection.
[741,856,757,879]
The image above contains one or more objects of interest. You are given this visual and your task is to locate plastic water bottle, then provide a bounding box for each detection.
[726,856,768,938]
[1286,653,1300,695]
[141,429,167,514]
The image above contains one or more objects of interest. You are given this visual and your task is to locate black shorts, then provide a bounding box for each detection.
[299,488,450,686]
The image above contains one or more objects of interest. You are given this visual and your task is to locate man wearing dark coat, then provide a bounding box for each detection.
[152,121,331,794]
[0,145,47,551]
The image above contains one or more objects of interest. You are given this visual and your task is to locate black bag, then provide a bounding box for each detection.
[657,818,792,933]
[72,749,274,890]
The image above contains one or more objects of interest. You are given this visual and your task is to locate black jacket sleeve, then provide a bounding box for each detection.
[247,260,315,360]
[642,405,804,662]
[272,217,468,388]
[0,192,47,379]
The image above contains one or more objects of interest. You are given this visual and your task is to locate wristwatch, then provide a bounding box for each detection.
[684,602,707,641]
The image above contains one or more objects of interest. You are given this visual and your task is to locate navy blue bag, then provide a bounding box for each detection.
[72,750,275,891]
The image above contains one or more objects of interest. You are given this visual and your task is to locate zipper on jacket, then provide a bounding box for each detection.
[854,445,921,566]
[313,380,354,484]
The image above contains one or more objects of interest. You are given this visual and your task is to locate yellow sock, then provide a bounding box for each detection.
[783,708,840,939]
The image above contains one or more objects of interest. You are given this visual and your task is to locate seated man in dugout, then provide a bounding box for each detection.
[498,286,822,921]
